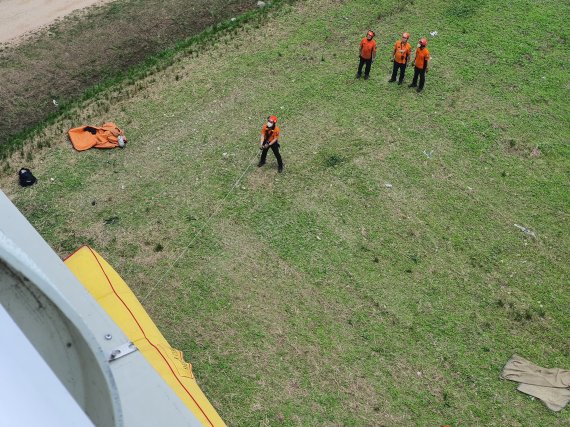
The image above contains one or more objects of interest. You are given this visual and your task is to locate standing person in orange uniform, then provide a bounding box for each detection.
[258,115,284,172]
[409,37,430,92]
[356,30,377,80]
[389,32,412,85]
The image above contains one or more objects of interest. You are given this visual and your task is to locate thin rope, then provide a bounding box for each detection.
[141,151,259,302]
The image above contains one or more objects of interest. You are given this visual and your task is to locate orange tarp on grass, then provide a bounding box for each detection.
[68,122,126,151]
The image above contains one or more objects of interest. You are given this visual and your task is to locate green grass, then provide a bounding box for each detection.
[1,0,569,425]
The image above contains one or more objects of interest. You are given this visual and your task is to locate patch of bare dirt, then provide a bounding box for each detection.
[0,0,113,44]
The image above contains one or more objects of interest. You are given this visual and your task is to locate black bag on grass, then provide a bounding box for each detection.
[18,168,37,187]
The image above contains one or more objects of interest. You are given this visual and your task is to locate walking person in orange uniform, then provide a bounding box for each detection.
[356,30,377,80]
[409,37,430,92]
[258,115,284,172]
[389,32,412,85]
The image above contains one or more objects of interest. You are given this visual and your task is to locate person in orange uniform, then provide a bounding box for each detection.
[409,37,430,92]
[389,32,412,85]
[258,115,284,172]
[356,30,377,80]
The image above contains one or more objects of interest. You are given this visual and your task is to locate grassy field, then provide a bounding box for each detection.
[1,0,569,425]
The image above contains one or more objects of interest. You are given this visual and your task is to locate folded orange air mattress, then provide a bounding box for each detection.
[68,122,127,151]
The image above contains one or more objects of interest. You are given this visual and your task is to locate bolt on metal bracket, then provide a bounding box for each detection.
[109,342,137,362]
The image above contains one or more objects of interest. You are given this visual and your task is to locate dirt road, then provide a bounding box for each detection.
[0,0,111,44]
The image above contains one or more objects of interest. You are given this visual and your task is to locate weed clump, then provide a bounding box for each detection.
[104,216,119,225]
[324,154,344,168]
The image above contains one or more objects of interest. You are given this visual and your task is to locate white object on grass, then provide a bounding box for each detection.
[514,224,536,238]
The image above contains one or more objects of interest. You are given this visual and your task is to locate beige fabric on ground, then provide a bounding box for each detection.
[501,355,570,387]
[517,384,570,412]
[501,354,570,412]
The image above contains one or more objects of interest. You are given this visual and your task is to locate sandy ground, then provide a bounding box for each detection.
[0,0,113,44]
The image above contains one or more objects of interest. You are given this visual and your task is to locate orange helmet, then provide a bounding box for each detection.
[268,115,278,123]
[419,38,428,47]
[402,32,410,39]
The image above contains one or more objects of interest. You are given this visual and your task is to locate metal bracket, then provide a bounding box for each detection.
[108,342,137,362]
